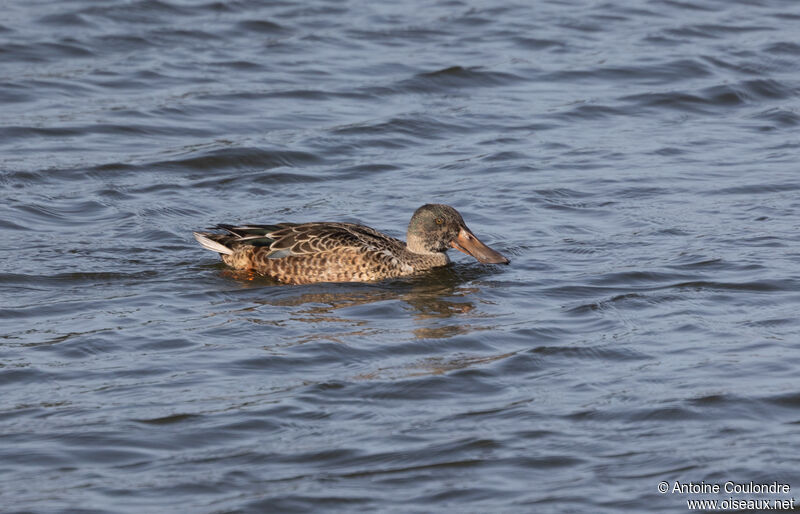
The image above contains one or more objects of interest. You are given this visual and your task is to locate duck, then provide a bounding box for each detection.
[193,204,509,284]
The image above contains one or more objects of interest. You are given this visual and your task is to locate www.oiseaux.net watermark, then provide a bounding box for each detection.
[658,481,795,510]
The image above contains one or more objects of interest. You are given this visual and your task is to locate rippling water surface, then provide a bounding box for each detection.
[2,0,800,512]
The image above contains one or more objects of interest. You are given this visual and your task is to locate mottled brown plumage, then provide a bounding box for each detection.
[194,204,509,284]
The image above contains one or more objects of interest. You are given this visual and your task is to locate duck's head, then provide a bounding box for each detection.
[406,204,510,264]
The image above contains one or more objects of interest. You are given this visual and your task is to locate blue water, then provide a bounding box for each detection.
[2,0,800,512]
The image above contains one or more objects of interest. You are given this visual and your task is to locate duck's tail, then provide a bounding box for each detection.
[193,232,234,255]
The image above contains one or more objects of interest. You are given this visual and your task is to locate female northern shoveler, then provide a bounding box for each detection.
[193,204,509,284]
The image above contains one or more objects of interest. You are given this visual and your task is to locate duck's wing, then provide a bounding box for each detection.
[215,222,403,258]
[213,223,298,246]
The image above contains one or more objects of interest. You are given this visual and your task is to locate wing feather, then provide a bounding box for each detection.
[267,223,401,257]
[211,222,403,259]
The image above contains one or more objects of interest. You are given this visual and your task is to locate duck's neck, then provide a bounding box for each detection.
[406,232,431,255]
[403,237,449,269]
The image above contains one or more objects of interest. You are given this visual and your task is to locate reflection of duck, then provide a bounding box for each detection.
[249,266,487,318]
[218,264,496,331]
[194,204,509,284]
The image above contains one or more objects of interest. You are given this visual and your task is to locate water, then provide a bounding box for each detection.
[2,0,800,512]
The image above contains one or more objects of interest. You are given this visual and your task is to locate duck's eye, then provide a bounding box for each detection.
[435,217,444,225]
